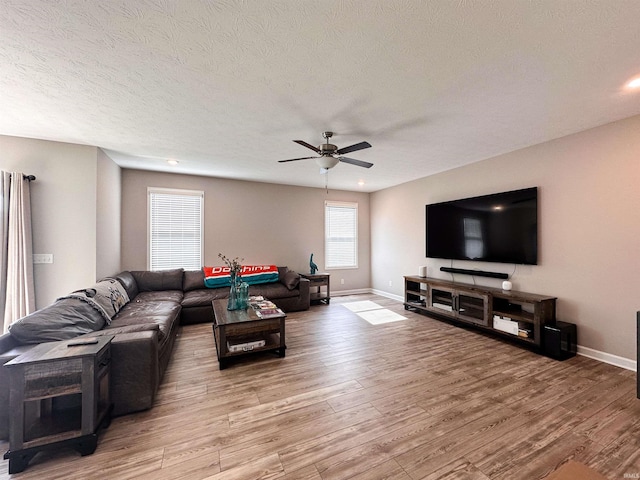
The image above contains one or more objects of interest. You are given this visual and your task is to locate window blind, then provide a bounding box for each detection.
[325,201,358,269]
[148,188,203,271]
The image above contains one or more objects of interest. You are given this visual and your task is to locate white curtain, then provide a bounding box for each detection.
[0,172,35,333]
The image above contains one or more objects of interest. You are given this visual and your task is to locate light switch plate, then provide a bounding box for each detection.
[33,254,53,264]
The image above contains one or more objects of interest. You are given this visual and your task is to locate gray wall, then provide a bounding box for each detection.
[0,135,121,308]
[120,169,371,292]
[97,149,122,279]
[370,114,640,362]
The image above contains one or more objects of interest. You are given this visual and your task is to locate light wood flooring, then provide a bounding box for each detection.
[1,294,639,479]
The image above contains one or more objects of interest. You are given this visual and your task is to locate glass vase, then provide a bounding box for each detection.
[227,273,238,310]
[237,281,249,310]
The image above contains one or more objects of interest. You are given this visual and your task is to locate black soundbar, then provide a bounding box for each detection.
[440,267,508,279]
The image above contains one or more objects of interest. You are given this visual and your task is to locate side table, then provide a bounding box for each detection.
[3,335,114,473]
[300,273,331,304]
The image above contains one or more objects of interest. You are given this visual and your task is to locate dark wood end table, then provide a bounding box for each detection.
[3,335,114,473]
[300,273,331,304]
[212,299,286,369]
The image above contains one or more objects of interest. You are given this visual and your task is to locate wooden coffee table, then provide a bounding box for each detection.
[212,299,286,369]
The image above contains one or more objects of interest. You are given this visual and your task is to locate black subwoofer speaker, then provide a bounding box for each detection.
[543,321,577,360]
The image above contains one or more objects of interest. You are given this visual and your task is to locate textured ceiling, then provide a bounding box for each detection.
[1,1,640,192]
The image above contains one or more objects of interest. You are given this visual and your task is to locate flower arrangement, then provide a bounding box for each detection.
[218,253,244,277]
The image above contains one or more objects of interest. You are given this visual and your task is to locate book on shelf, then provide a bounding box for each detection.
[518,328,532,338]
[256,308,284,319]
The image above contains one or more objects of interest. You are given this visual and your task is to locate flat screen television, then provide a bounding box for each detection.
[426,187,538,265]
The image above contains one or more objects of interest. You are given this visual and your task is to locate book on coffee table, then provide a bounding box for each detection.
[255,308,284,319]
[250,300,277,310]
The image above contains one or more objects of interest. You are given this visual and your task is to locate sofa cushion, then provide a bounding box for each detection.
[250,282,298,299]
[132,290,184,304]
[8,298,105,344]
[183,270,205,292]
[182,288,230,308]
[85,323,164,342]
[111,298,180,350]
[131,269,184,292]
[0,344,35,365]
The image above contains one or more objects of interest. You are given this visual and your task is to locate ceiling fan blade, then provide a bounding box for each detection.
[293,140,321,153]
[339,157,374,168]
[336,141,372,155]
[278,156,318,163]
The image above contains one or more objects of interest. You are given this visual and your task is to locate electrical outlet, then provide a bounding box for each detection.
[388,280,393,287]
[340,279,345,285]
[33,253,53,264]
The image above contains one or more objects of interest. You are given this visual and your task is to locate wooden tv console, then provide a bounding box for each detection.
[404,276,556,348]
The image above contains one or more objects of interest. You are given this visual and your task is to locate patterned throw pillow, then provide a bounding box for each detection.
[66,278,130,324]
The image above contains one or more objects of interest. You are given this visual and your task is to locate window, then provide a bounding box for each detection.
[325,201,358,269]
[463,217,484,260]
[148,188,203,271]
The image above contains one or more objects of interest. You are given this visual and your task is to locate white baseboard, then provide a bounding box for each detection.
[331,288,373,297]
[577,345,636,372]
[367,289,638,373]
[370,289,404,302]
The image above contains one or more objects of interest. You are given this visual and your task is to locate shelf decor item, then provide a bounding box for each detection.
[218,253,244,311]
[309,253,318,275]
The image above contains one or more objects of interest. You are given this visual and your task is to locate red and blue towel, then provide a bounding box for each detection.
[203,265,279,288]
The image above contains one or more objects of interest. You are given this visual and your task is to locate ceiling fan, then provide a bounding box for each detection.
[278,131,373,171]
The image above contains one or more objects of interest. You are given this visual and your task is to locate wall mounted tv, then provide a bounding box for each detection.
[426,187,538,265]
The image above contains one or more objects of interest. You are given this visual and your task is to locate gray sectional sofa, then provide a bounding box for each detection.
[0,267,309,439]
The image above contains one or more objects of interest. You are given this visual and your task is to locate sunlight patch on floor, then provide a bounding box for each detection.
[342,300,407,325]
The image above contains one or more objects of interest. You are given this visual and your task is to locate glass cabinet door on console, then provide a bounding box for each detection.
[429,287,455,313]
[428,287,489,327]
[456,292,489,326]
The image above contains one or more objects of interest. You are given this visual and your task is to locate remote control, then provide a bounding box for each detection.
[67,338,99,347]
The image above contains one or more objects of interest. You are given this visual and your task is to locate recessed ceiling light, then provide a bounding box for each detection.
[167,159,179,166]
[625,76,640,89]
[358,180,365,186]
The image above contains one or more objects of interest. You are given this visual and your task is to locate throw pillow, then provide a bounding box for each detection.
[281,270,300,290]
[65,278,130,324]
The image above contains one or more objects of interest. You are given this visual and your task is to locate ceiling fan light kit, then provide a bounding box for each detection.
[316,157,339,169]
[278,131,374,171]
